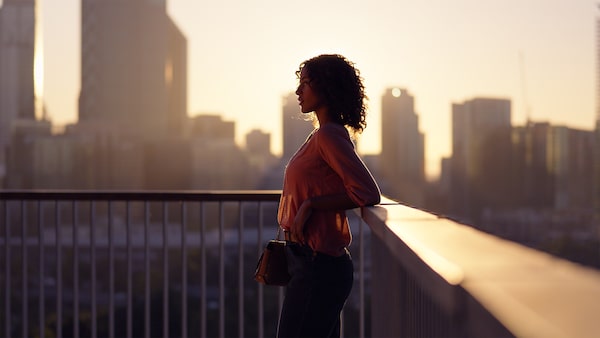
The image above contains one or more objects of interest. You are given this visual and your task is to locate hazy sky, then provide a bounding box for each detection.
[33,0,597,179]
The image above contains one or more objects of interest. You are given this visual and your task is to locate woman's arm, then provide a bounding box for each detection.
[290,194,358,243]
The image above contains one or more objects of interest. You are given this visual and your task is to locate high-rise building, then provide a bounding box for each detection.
[380,87,425,206]
[246,129,278,181]
[282,92,314,162]
[0,0,36,153]
[246,129,271,157]
[549,126,594,210]
[450,97,512,222]
[188,114,253,189]
[511,122,554,209]
[78,0,187,139]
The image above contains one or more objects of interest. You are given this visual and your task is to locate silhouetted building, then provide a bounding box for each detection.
[246,129,270,156]
[450,97,512,222]
[190,114,235,140]
[5,119,52,189]
[144,138,190,189]
[60,123,147,189]
[0,0,37,184]
[282,92,313,163]
[245,129,278,176]
[380,88,425,206]
[188,114,253,189]
[549,126,594,210]
[511,122,554,209]
[78,0,187,139]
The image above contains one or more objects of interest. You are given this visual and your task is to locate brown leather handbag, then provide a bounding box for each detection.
[254,229,291,286]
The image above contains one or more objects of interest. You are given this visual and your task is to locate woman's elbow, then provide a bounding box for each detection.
[361,191,380,206]
[367,194,381,206]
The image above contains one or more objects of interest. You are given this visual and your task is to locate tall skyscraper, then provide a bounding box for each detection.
[450,97,512,222]
[0,0,36,146]
[78,0,187,139]
[0,0,37,187]
[282,92,314,162]
[380,88,425,206]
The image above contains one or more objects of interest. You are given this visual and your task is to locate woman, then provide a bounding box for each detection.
[277,54,381,338]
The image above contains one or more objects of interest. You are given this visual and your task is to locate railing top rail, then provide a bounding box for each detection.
[0,189,282,202]
[359,198,600,338]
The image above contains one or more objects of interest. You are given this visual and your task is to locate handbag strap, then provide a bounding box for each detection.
[276,226,282,240]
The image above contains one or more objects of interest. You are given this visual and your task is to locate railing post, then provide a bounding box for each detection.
[181,202,188,338]
[21,201,28,338]
[38,201,44,338]
[163,202,169,338]
[90,201,97,338]
[126,201,132,338]
[238,201,245,338]
[108,201,114,338]
[4,201,10,338]
[144,201,151,338]
[219,202,225,338]
[257,202,264,338]
[72,201,79,338]
[56,201,62,338]
[358,211,365,338]
[200,202,207,338]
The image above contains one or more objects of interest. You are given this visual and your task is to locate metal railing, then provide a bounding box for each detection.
[0,190,292,338]
[3,191,600,338]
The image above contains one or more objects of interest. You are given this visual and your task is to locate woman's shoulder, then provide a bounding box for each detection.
[313,123,353,147]
[315,123,349,138]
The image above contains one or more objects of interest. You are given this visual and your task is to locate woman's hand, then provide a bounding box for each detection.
[291,199,313,244]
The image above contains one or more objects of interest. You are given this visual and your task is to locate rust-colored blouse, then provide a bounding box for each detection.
[277,123,381,256]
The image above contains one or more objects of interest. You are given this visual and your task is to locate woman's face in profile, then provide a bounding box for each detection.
[295,68,324,114]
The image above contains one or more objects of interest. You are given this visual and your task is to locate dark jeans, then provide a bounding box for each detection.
[277,243,353,338]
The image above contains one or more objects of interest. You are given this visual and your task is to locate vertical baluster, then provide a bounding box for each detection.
[181,202,188,338]
[21,201,28,338]
[90,201,97,338]
[163,202,169,338]
[3,201,9,338]
[219,202,225,338]
[238,201,244,338]
[73,201,79,338]
[358,214,365,338]
[144,201,150,338]
[126,201,132,338]
[108,201,114,338]
[38,201,44,338]
[257,202,264,338]
[56,201,62,338]
[200,202,206,338]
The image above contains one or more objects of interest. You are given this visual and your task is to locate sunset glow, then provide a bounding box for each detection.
[34,0,44,120]
[39,0,596,179]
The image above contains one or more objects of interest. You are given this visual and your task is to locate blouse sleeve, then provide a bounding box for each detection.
[316,125,381,207]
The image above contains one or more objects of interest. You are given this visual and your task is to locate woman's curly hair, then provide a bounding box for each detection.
[296,54,368,135]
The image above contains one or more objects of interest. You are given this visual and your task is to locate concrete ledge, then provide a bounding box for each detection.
[360,199,600,338]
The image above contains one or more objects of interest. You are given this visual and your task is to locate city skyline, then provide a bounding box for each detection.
[30,0,597,179]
